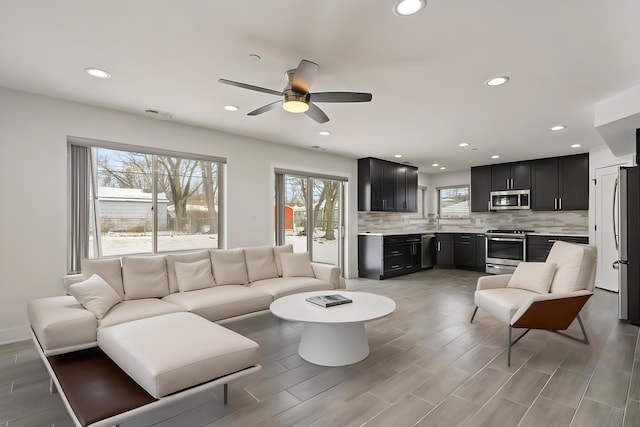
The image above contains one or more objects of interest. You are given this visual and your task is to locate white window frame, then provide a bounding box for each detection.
[68,136,226,272]
[437,185,470,219]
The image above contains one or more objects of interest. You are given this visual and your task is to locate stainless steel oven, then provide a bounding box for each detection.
[485,229,533,274]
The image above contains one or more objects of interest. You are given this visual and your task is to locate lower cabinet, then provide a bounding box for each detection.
[526,235,589,262]
[358,234,422,279]
[435,234,455,267]
[437,233,486,271]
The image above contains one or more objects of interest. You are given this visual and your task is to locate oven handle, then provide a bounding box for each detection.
[487,237,524,243]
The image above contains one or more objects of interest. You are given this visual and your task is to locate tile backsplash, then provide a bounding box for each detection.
[358,210,589,235]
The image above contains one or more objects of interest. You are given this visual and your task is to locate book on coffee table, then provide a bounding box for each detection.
[306,294,353,308]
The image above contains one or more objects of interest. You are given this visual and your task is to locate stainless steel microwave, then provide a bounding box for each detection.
[490,189,530,210]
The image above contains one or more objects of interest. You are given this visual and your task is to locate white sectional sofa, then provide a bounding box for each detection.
[27,244,344,427]
[28,244,344,356]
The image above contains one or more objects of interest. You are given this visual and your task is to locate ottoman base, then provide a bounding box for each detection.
[97,312,260,398]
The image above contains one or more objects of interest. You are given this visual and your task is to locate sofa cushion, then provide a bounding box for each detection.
[507,262,556,294]
[250,277,334,299]
[280,252,315,278]
[81,258,124,299]
[174,259,216,292]
[547,241,597,293]
[27,296,98,355]
[244,246,279,282]
[273,244,294,276]
[166,250,211,293]
[99,298,186,328]
[163,285,272,322]
[210,249,248,285]
[474,288,538,324]
[69,274,122,319]
[121,255,169,300]
[97,312,259,398]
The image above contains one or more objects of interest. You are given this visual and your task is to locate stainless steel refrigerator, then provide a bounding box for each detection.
[615,164,640,325]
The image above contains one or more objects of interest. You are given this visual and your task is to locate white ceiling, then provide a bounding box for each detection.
[1,0,639,172]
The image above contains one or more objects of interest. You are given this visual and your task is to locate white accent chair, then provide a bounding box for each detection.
[470,241,597,366]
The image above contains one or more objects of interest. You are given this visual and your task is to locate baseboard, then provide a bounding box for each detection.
[0,325,31,345]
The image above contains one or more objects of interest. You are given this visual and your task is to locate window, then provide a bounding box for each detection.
[68,138,224,272]
[438,186,470,218]
[274,169,345,269]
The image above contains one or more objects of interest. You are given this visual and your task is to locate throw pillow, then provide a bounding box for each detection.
[174,259,216,292]
[121,255,170,300]
[280,252,315,278]
[244,246,279,282]
[210,249,249,285]
[69,274,122,319]
[507,262,556,294]
[273,244,294,276]
[81,258,124,298]
[166,250,211,293]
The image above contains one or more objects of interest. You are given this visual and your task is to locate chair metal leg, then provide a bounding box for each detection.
[470,306,478,323]
[552,314,590,345]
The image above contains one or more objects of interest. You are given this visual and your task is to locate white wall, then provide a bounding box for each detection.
[0,87,358,344]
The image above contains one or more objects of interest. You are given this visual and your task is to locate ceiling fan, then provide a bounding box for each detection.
[218,59,372,124]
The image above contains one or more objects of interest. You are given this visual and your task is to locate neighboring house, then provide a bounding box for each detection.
[98,187,168,232]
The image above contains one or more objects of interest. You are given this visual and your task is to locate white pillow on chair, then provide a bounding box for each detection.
[507,262,556,294]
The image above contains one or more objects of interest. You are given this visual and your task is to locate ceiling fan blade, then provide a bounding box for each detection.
[309,92,373,103]
[305,102,330,124]
[247,101,282,116]
[218,79,283,96]
[291,60,318,94]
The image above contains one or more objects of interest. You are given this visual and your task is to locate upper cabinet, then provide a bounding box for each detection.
[470,165,492,212]
[358,157,418,212]
[470,153,588,212]
[491,161,531,191]
[531,153,589,211]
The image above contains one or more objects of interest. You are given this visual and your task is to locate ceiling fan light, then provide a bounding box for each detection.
[282,100,309,113]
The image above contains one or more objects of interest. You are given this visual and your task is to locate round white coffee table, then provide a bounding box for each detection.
[269,291,396,366]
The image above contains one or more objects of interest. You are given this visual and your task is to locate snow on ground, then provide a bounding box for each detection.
[94,232,339,265]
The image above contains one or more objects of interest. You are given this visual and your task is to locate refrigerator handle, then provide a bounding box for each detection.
[613,176,619,250]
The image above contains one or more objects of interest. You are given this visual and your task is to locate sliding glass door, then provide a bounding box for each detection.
[275,171,345,269]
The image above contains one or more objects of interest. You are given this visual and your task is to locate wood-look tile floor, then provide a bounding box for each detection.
[2,268,640,426]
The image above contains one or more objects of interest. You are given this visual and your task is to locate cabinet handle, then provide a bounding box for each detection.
[438,242,441,251]
[559,198,562,210]
[391,265,400,269]
[506,179,510,189]
[547,239,559,243]
[487,200,491,210]
[554,198,558,210]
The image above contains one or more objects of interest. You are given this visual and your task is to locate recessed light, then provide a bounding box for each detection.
[571,144,582,148]
[393,0,426,16]
[394,154,403,158]
[85,67,111,79]
[319,131,331,136]
[224,105,239,112]
[440,166,447,170]
[432,163,439,167]
[551,125,566,131]
[458,142,470,147]
[491,155,500,159]
[485,76,509,87]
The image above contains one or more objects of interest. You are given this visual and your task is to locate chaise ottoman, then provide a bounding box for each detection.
[97,312,260,399]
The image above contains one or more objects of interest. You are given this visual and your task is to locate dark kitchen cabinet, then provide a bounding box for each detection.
[358,233,421,279]
[435,233,455,267]
[358,157,418,212]
[454,234,475,268]
[526,235,589,262]
[491,161,531,191]
[471,165,492,212]
[532,153,588,211]
[396,165,419,212]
